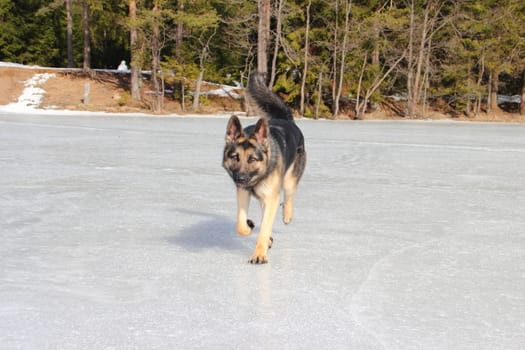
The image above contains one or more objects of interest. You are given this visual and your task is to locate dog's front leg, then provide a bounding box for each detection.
[236,188,253,236]
[250,193,280,264]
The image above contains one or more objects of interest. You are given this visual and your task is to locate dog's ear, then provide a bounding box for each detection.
[251,118,269,146]
[226,115,243,144]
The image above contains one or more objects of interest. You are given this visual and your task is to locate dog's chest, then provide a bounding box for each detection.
[251,171,282,199]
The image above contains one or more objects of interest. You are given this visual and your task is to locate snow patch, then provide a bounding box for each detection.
[199,84,242,99]
[4,73,55,111]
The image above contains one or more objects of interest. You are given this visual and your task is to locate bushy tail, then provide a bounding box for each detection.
[247,72,293,121]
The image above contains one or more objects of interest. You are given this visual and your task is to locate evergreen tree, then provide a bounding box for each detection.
[1,0,524,118]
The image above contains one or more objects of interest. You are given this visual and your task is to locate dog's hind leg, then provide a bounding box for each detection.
[236,188,253,236]
[282,152,305,224]
[282,178,297,225]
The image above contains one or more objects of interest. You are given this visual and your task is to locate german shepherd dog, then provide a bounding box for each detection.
[222,72,306,264]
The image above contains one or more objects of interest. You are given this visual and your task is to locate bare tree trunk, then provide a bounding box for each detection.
[372,26,380,66]
[175,0,184,58]
[151,1,162,112]
[257,0,271,76]
[358,51,406,118]
[406,0,415,117]
[193,68,204,111]
[269,0,285,87]
[422,76,430,117]
[521,70,525,115]
[475,53,485,114]
[66,0,73,68]
[181,78,185,111]
[355,52,367,119]
[332,0,351,118]
[193,28,216,111]
[487,70,492,113]
[331,0,339,116]
[489,69,499,113]
[412,2,430,109]
[466,55,473,116]
[314,70,323,119]
[242,46,254,87]
[420,34,432,116]
[300,0,311,116]
[82,0,91,72]
[175,0,184,109]
[129,0,141,101]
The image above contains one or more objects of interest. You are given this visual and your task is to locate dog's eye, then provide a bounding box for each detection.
[229,152,239,161]
[248,156,259,164]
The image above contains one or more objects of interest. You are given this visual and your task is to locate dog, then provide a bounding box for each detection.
[222,72,306,264]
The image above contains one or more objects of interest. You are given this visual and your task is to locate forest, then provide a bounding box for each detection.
[1,0,524,118]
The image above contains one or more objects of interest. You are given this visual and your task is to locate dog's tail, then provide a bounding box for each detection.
[247,72,294,121]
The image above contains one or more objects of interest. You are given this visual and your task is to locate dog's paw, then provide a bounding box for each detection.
[249,254,268,264]
[236,219,254,236]
[249,245,269,264]
[283,204,293,224]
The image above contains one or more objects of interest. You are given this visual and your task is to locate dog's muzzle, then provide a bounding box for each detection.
[233,172,251,185]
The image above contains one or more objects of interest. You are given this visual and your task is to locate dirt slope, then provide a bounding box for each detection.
[1,66,523,122]
[1,67,242,115]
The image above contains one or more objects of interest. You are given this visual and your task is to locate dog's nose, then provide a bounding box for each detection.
[234,172,250,184]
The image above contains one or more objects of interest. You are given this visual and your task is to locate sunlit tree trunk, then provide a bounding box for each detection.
[372,26,380,67]
[66,0,73,68]
[520,70,525,115]
[475,53,485,115]
[175,0,184,58]
[193,69,204,111]
[269,0,284,87]
[331,0,338,114]
[82,0,91,71]
[412,2,430,109]
[257,0,270,76]
[193,28,217,111]
[406,0,415,117]
[129,0,141,101]
[488,69,500,113]
[314,70,323,119]
[300,0,311,116]
[355,52,367,119]
[151,1,162,112]
[332,0,351,118]
[175,0,184,109]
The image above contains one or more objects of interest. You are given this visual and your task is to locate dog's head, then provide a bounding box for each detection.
[222,115,270,189]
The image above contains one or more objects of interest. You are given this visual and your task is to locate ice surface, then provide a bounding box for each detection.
[1,112,524,349]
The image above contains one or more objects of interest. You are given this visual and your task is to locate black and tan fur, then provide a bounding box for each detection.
[223,72,306,264]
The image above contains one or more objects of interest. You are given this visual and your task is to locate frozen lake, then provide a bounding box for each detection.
[1,112,524,349]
